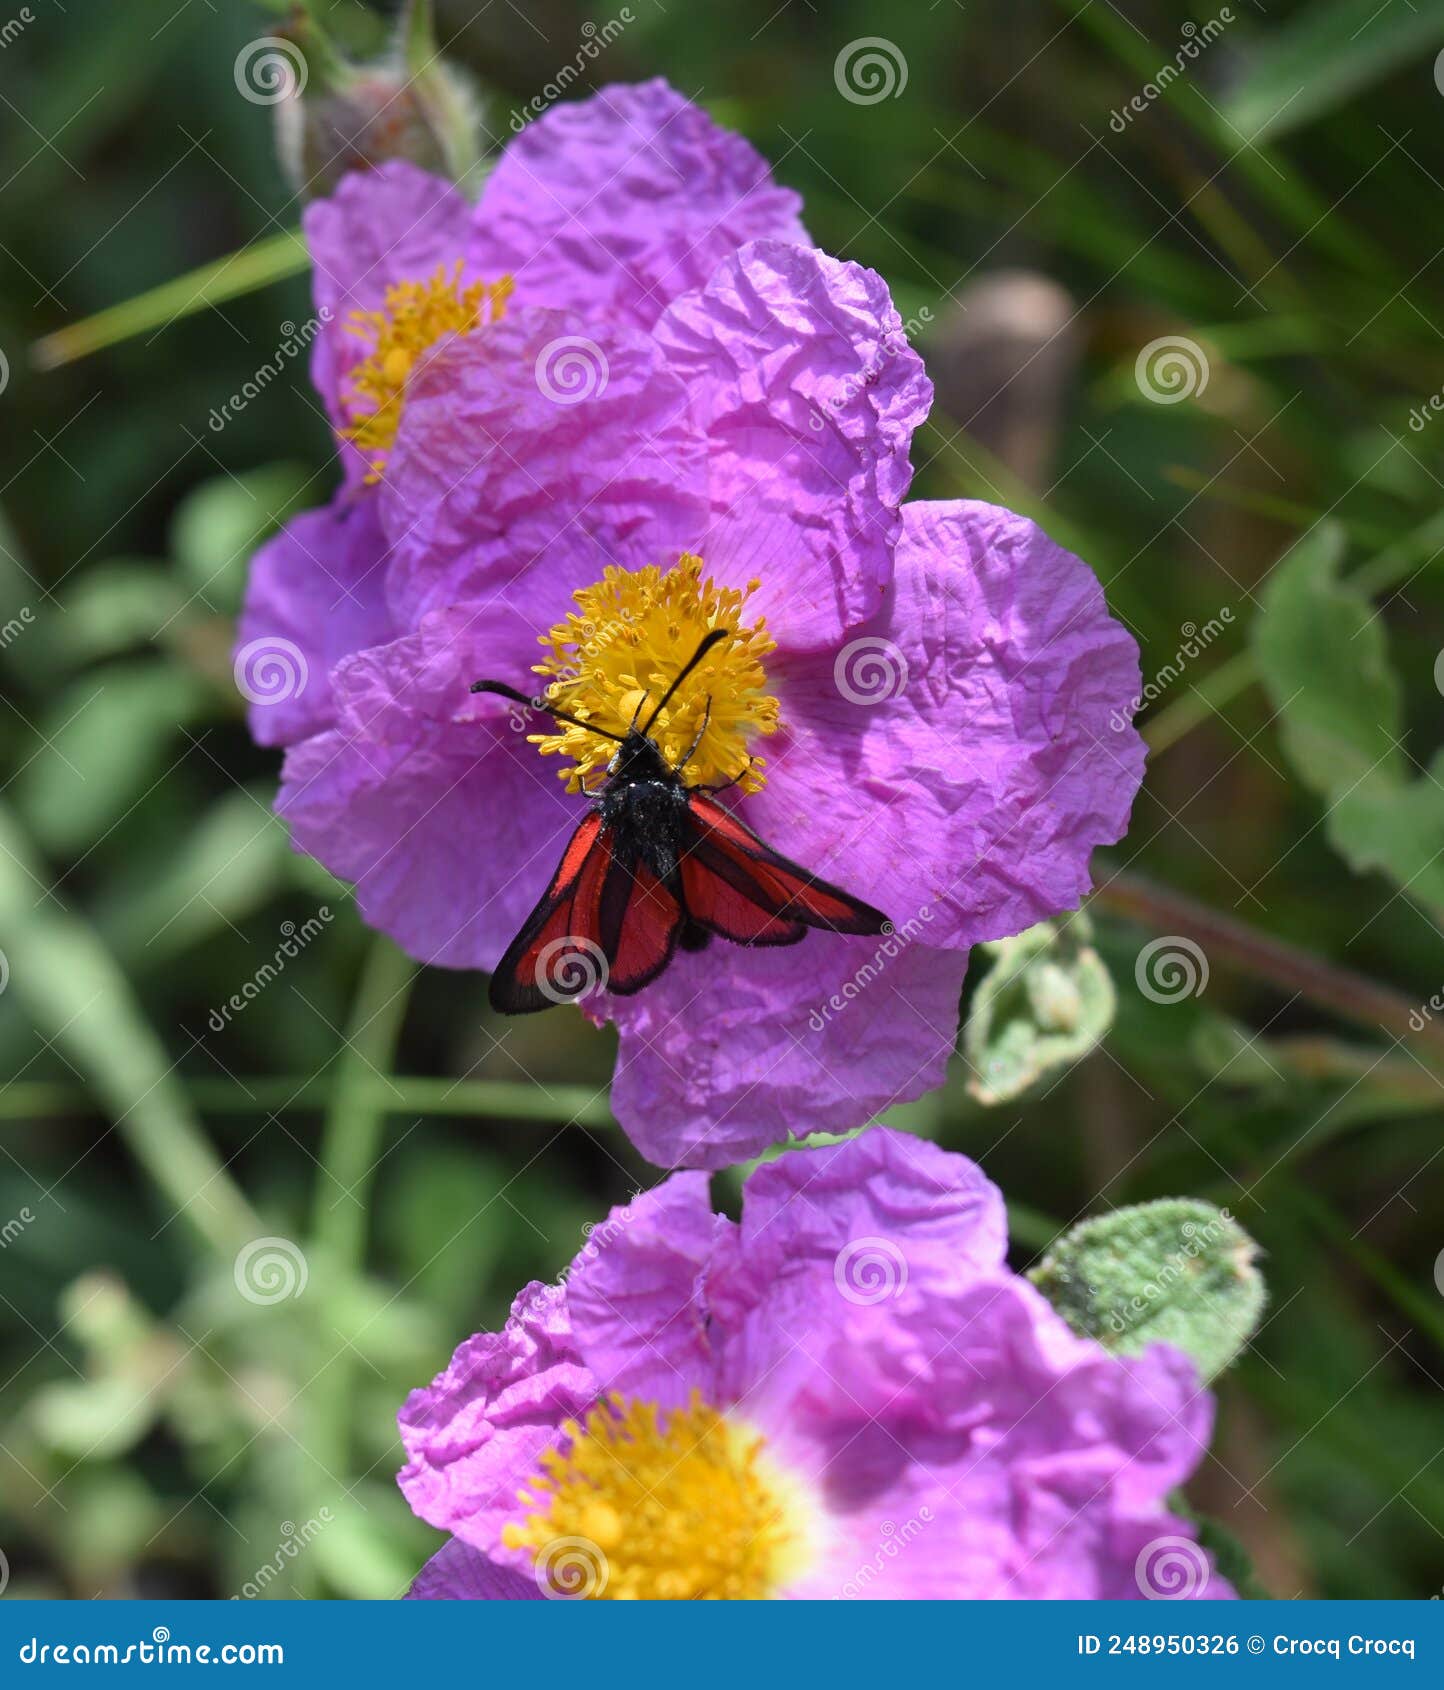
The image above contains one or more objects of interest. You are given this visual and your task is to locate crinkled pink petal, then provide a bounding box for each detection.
[276,602,577,969]
[472,80,806,330]
[565,1172,726,1409]
[652,240,932,649]
[396,1133,1230,1600]
[764,1278,1228,1600]
[380,309,709,627]
[602,934,966,1169]
[397,1286,595,1549]
[747,498,1146,950]
[405,1537,541,1600]
[705,1126,1006,1337]
[235,495,394,748]
[303,160,475,479]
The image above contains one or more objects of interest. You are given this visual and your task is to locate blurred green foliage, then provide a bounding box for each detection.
[1,0,1442,1600]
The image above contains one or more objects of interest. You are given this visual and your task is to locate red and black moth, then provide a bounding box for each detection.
[472,630,891,1013]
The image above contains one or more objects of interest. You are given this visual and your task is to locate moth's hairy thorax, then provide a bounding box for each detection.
[596,733,692,882]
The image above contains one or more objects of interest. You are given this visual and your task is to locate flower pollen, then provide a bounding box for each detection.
[534,554,779,793]
[341,261,513,481]
[502,1391,810,1600]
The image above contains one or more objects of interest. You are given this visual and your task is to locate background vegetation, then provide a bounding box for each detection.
[1,0,1441,1598]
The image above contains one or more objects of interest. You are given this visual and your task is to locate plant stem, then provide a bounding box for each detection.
[31,229,308,370]
[310,939,416,1263]
[0,1076,617,1126]
[1094,870,1444,1064]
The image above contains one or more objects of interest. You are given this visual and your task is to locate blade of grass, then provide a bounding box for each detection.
[31,230,308,371]
[0,802,262,1255]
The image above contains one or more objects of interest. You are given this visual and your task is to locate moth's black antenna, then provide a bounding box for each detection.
[640,629,728,738]
[470,679,626,744]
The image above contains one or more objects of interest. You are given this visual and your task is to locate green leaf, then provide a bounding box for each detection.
[1253,520,1402,792]
[1222,0,1442,142]
[16,663,214,855]
[170,464,315,615]
[964,913,1116,1104]
[54,561,183,666]
[1253,521,1444,914]
[0,800,261,1255]
[1031,1199,1266,1382]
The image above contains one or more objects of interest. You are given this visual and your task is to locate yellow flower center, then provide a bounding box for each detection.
[502,1391,813,1600]
[340,261,513,481]
[533,555,779,794]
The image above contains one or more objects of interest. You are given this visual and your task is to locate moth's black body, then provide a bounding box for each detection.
[472,632,890,1013]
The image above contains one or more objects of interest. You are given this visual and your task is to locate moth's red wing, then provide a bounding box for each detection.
[489,814,612,1014]
[682,795,890,940]
[598,854,684,996]
[679,842,807,945]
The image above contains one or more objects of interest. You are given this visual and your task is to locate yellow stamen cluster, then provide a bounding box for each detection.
[533,554,779,793]
[502,1391,809,1600]
[340,261,513,480]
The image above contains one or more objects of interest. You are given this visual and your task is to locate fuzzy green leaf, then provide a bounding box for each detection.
[1031,1199,1265,1382]
[964,913,1116,1104]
